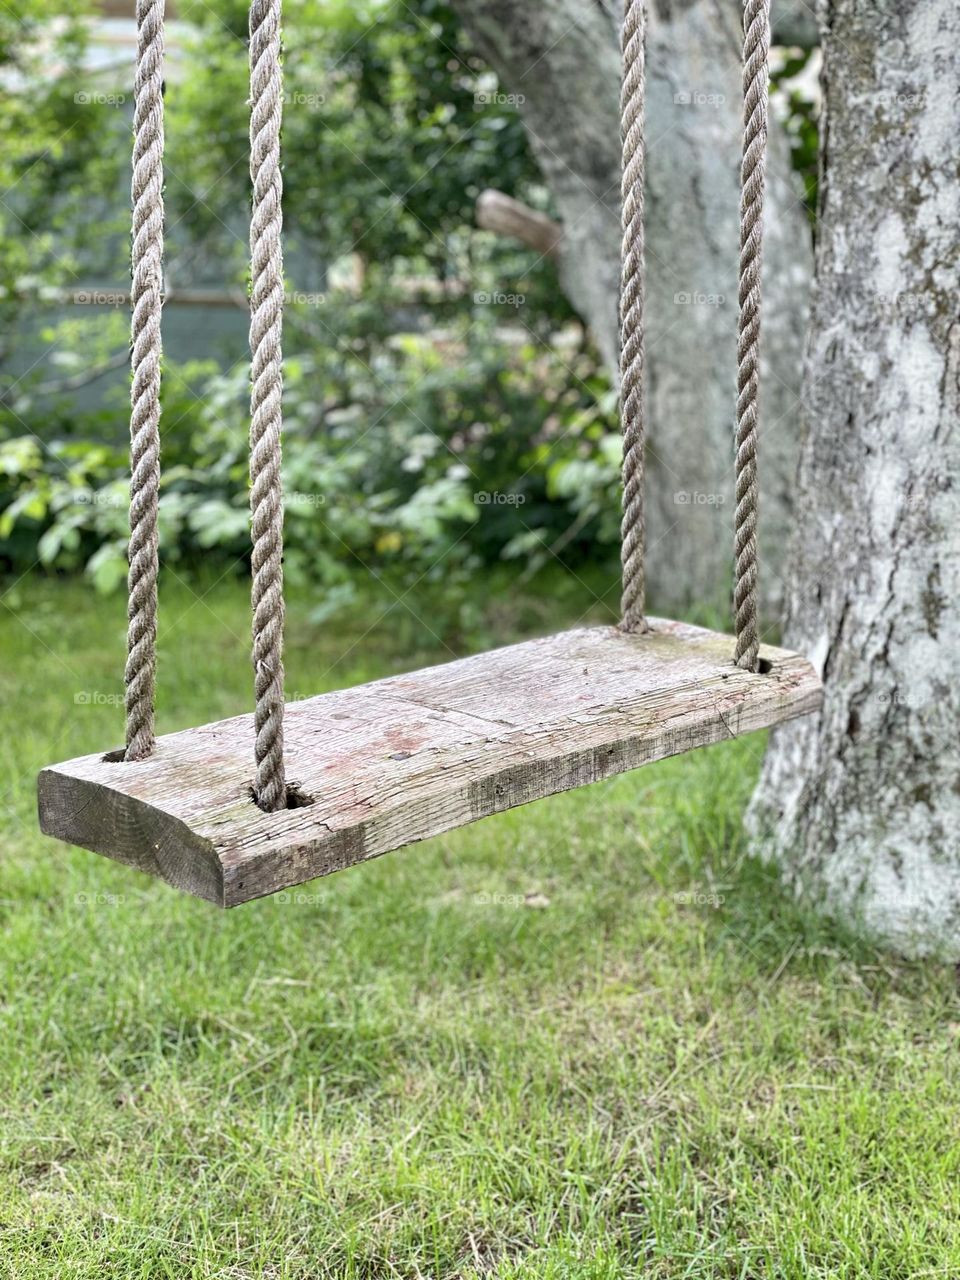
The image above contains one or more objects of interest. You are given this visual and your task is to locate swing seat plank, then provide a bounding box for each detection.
[38,619,821,907]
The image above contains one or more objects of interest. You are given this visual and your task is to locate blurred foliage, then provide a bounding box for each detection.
[771,47,820,223]
[0,293,620,605]
[0,1,126,352]
[1,0,621,601]
[166,0,544,286]
[0,3,822,609]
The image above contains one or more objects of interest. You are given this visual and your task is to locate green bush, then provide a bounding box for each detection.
[1,0,624,616]
[0,290,621,610]
[0,0,823,624]
[0,1,125,345]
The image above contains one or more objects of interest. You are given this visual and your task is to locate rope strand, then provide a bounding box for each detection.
[124,0,165,761]
[249,0,287,811]
[734,0,770,672]
[619,0,648,633]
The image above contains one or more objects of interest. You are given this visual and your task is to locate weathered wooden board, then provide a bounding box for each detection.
[38,620,822,907]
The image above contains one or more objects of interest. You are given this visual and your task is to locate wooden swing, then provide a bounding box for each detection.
[38,0,821,907]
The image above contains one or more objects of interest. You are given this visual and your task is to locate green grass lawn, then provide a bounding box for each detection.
[1,573,958,1279]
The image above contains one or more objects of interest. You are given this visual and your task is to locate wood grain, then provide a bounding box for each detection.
[38,620,822,907]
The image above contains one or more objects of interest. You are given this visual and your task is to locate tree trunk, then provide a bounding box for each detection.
[749,0,960,955]
[451,0,813,616]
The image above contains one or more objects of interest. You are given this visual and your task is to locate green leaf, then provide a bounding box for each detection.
[86,543,128,595]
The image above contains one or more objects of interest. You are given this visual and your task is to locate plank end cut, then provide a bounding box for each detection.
[37,620,823,907]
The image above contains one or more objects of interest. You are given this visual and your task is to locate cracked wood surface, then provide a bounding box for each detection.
[39,620,821,907]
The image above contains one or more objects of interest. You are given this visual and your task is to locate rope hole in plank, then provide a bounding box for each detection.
[247,783,316,813]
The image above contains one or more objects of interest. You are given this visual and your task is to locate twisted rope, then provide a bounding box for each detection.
[249,0,287,811]
[619,0,648,633]
[124,0,165,762]
[734,0,770,672]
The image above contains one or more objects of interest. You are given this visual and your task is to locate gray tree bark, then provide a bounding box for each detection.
[452,0,813,616]
[749,0,960,955]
